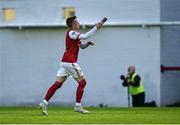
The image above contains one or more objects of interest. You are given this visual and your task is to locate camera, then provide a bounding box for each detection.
[120,75,125,80]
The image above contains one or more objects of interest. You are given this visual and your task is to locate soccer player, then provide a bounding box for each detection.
[39,16,105,115]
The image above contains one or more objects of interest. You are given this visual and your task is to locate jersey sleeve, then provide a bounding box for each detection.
[78,26,97,40]
[69,30,81,40]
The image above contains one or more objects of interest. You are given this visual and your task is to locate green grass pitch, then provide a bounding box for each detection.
[0,106,180,124]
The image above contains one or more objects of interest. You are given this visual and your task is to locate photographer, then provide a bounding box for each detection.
[121,65,145,107]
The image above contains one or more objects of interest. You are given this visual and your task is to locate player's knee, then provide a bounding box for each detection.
[76,75,85,82]
[56,78,62,83]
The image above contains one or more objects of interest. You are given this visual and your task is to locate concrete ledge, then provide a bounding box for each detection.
[0,22,180,29]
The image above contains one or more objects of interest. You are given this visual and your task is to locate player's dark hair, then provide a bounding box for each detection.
[66,16,77,28]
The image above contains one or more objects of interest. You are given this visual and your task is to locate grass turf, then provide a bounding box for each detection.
[0,106,180,124]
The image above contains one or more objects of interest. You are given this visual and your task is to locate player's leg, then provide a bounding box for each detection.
[39,76,67,115]
[43,76,67,103]
[66,63,89,113]
[74,75,89,114]
[39,66,68,115]
[75,75,86,106]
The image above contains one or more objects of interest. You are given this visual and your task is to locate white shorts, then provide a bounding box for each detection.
[56,62,84,78]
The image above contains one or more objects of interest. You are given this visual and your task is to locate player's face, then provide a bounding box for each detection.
[73,19,80,29]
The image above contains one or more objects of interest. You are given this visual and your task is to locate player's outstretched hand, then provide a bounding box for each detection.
[96,17,108,29]
[96,22,103,29]
[87,41,95,46]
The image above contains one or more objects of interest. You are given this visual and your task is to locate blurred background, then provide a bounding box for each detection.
[0,0,180,107]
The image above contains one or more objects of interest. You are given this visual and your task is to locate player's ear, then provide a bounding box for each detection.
[70,20,76,28]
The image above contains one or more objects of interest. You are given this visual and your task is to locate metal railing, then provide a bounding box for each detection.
[161,65,180,72]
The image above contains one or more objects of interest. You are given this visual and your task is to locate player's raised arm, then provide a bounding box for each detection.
[78,26,97,40]
[78,17,107,40]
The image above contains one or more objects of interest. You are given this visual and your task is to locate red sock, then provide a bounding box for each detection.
[44,81,63,101]
[76,79,86,103]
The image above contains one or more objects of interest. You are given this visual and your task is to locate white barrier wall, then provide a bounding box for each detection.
[0,0,163,106]
[2,0,180,106]
[0,27,160,106]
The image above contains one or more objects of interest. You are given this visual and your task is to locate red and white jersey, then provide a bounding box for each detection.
[61,26,97,63]
[62,30,81,63]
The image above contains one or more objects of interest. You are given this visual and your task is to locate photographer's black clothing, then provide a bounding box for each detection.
[132,92,145,107]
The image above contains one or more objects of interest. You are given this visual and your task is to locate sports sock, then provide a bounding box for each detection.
[75,102,81,107]
[44,81,63,101]
[76,79,86,103]
[43,99,48,105]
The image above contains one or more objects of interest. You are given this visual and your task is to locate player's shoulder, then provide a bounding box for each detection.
[68,30,80,40]
[69,30,80,35]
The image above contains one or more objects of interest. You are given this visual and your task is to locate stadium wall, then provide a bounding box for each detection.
[0,27,161,106]
[0,0,162,106]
